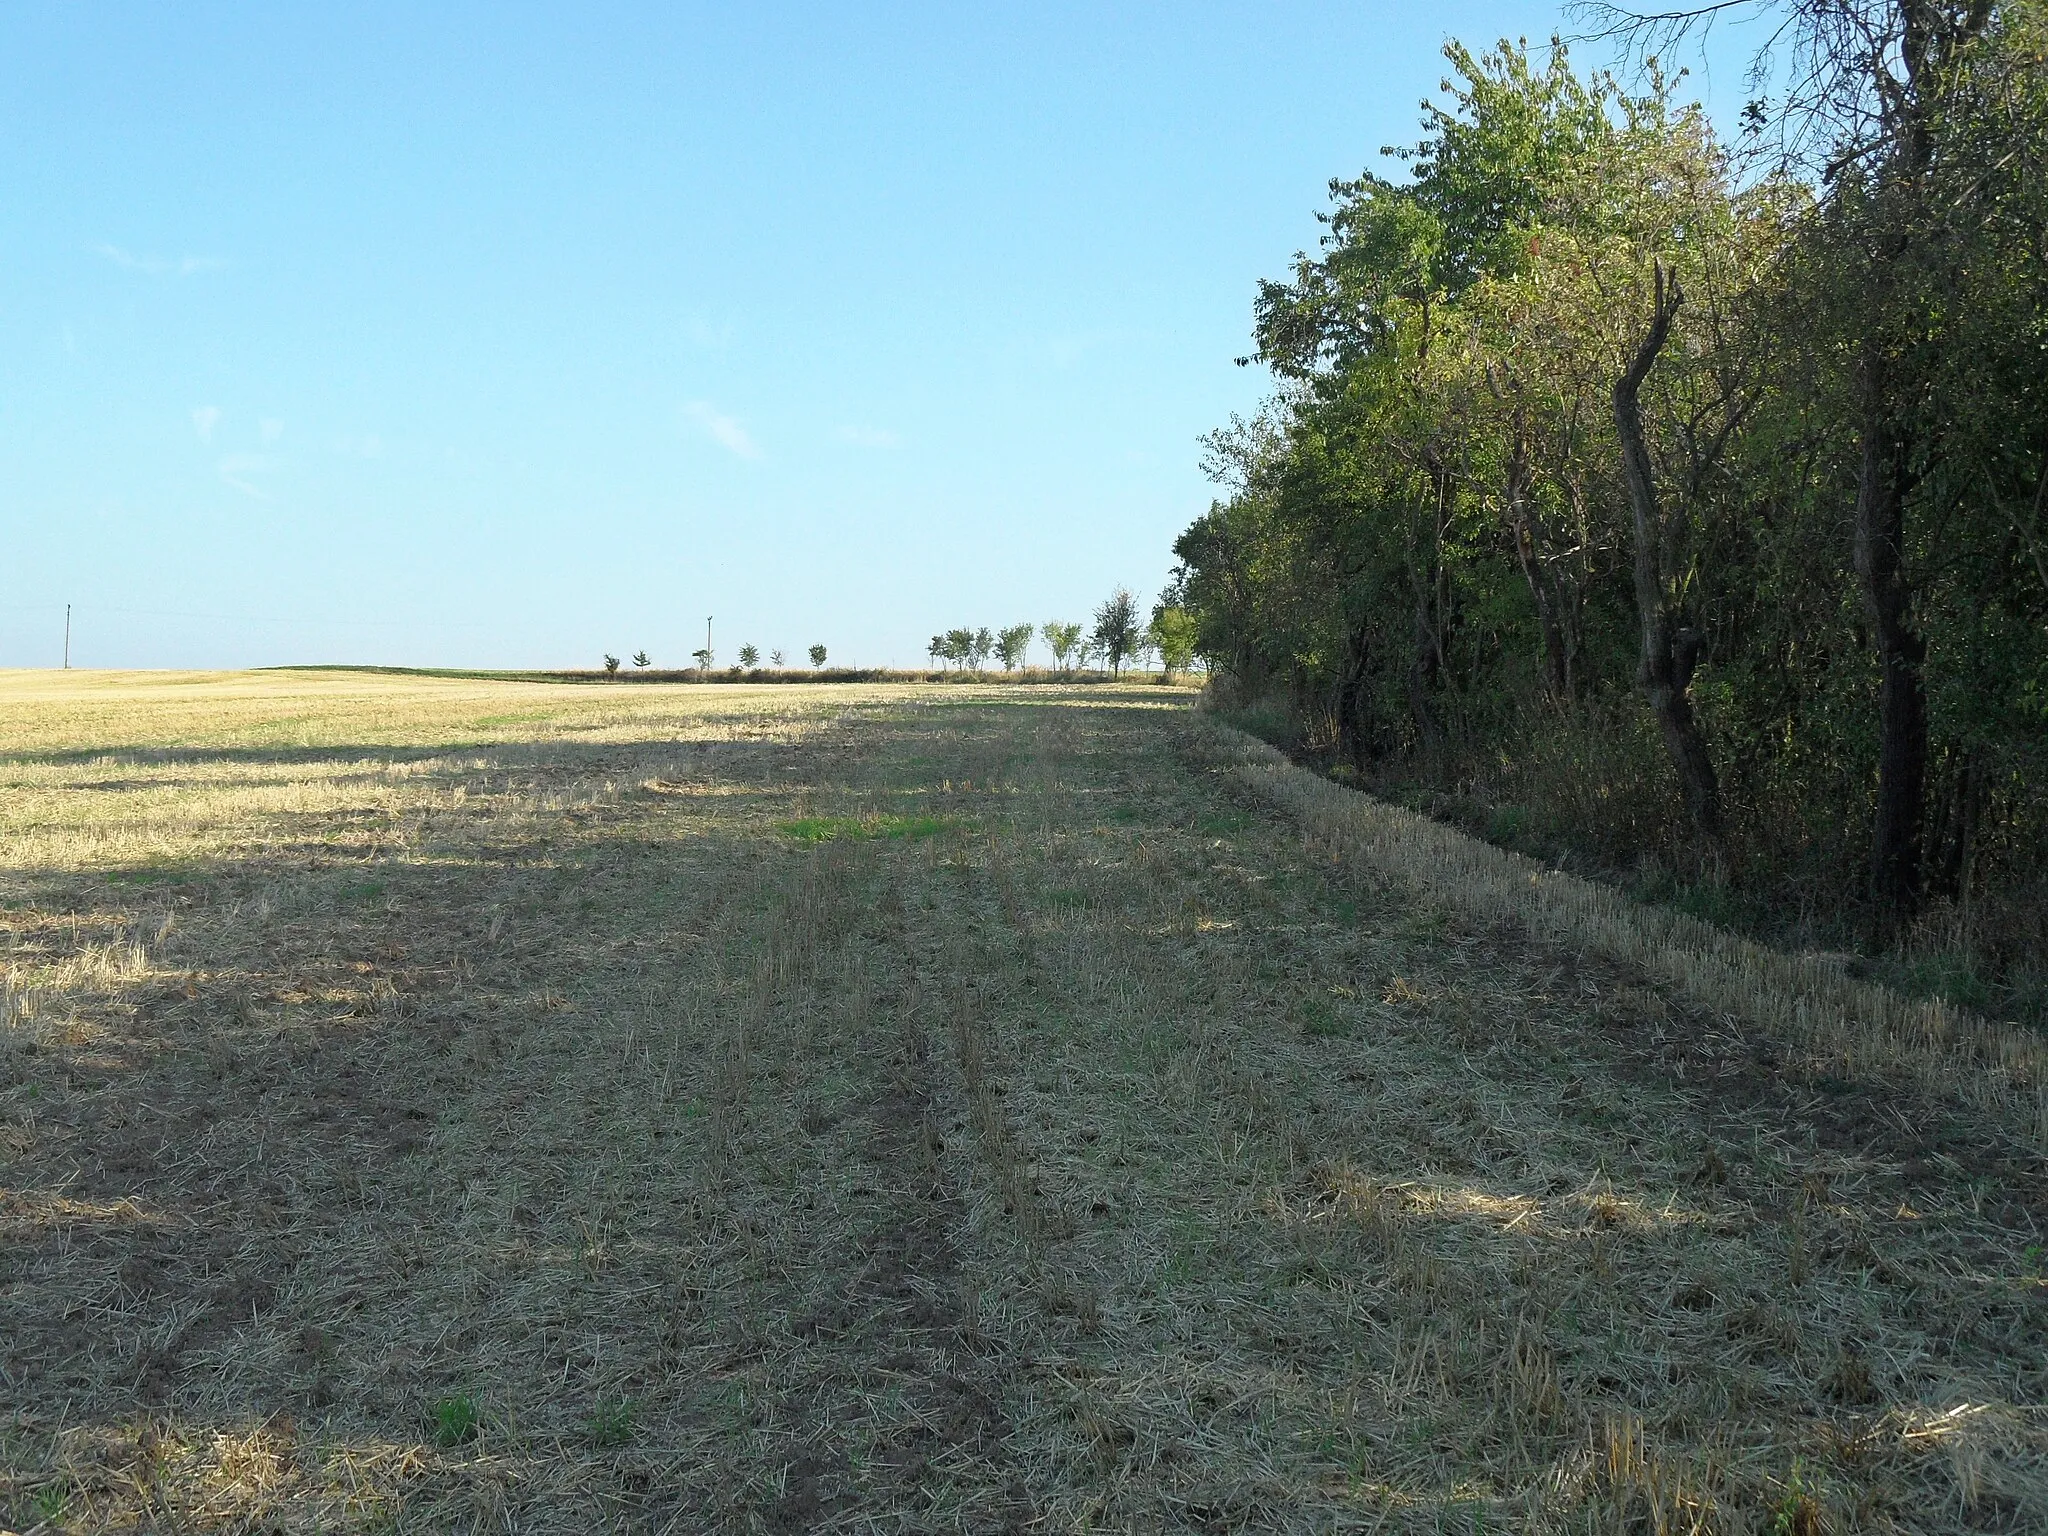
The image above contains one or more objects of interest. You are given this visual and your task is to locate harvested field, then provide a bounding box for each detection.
[2,669,2044,1533]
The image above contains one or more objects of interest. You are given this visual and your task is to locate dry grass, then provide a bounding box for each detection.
[1,670,2043,1532]
[1210,728,2048,1148]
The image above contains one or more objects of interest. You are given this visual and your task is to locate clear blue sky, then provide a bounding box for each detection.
[0,2,1760,670]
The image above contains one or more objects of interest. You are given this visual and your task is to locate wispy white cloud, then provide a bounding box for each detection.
[192,406,221,444]
[217,452,272,499]
[91,243,226,277]
[834,424,902,449]
[683,399,760,459]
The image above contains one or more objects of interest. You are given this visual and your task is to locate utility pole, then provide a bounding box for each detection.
[706,615,713,666]
[63,604,70,669]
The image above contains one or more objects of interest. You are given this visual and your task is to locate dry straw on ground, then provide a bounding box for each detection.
[1,670,2043,1532]
[1206,725,2048,1150]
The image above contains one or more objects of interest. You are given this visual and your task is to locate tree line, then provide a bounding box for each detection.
[928,589,1202,677]
[1169,1,2048,998]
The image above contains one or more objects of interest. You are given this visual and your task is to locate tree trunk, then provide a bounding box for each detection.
[1407,580,1441,759]
[1854,352,1929,932]
[1407,458,1451,763]
[1504,425,1570,699]
[1614,263,1724,842]
[1334,612,1375,771]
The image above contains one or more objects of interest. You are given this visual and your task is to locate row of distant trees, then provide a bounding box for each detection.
[603,644,827,674]
[596,585,1207,680]
[929,588,1201,678]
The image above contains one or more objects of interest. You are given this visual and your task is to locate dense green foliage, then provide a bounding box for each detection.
[1173,3,2048,1004]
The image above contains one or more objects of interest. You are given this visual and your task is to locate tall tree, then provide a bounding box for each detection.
[1092,589,1141,677]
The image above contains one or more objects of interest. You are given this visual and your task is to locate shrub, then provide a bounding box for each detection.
[1092,588,1140,676]
[997,623,1035,670]
[809,644,827,668]
[1043,621,1083,671]
[1150,605,1197,678]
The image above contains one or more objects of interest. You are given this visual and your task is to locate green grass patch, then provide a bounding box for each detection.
[104,865,200,887]
[428,1392,482,1447]
[583,1398,639,1448]
[777,813,952,844]
[1300,995,1350,1039]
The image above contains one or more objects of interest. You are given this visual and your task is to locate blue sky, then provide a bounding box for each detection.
[0,2,1764,670]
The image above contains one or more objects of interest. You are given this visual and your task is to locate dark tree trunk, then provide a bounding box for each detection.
[1407,455,1452,762]
[1407,580,1441,759]
[1614,263,1724,842]
[1504,425,1570,699]
[1334,612,1375,771]
[1854,355,1929,931]
[1928,745,1984,902]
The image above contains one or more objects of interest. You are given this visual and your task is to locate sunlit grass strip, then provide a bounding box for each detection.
[1204,721,2048,1149]
[776,812,955,844]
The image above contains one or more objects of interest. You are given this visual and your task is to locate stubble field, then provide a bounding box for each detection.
[1,670,2043,1533]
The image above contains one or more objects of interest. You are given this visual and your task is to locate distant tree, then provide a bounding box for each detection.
[809,644,827,668]
[1043,620,1083,672]
[1092,587,1140,676]
[943,628,974,668]
[738,643,760,669]
[632,650,651,669]
[995,622,1035,670]
[1150,604,1198,680]
[928,635,948,670]
[691,648,713,671]
[769,649,786,668]
[970,627,994,669]
[603,654,621,677]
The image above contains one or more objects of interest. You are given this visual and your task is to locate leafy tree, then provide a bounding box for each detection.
[809,644,827,668]
[737,643,759,669]
[996,622,1035,670]
[691,648,713,671]
[971,627,994,670]
[1092,588,1141,676]
[1043,621,1084,672]
[928,635,948,670]
[632,650,651,669]
[604,654,621,677]
[1166,18,2048,989]
[1150,603,1198,679]
[769,649,786,668]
